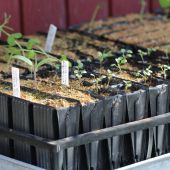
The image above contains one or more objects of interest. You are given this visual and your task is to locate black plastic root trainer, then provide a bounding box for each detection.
[0,93,10,156]
[0,80,83,170]
[33,104,80,170]
[126,89,148,162]
[106,89,148,168]
[104,94,126,169]
[12,98,32,164]
[87,76,148,169]
[147,83,169,158]
[80,100,104,170]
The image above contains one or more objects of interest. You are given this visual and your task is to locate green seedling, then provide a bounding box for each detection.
[10,50,58,83]
[123,80,132,91]
[134,65,153,83]
[74,60,87,81]
[0,15,59,85]
[106,69,114,88]
[111,49,132,72]
[91,73,106,93]
[158,64,170,79]
[59,55,72,68]
[98,50,112,73]
[159,0,170,8]
[162,44,170,58]
[147,48,157,56]
[138,49,147,63]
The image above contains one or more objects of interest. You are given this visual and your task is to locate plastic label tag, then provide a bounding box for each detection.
[12,67,20,98]
[44,24,57,52]
[61,61,69,86]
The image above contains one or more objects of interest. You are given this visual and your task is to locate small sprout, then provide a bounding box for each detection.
[111,49,132,72]
[91,74,106,93]
[55,55,71,71]
[158,64,170,79]
[61,55,68,61]
[74,60,87,81]
[106,69,114,88]
[134,65,153,83]
[143,65,153,77]
[123,80,132,91]
[138,49,147,63]
[147,48,156,56]
[61,55,72,67]
[98,50,112,73]
[87,57,92,62]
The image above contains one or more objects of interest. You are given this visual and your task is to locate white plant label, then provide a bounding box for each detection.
[61,61,69,86]
[44,24,57,52]
[12,67,21,98]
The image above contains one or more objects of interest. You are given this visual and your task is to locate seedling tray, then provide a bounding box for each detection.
[1,12,170,170]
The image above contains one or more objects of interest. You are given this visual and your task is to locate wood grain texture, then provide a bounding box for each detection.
[111,0,150,16]
[51,112,170,151]
[0,0,21,32]
[67,0,109,26]
[150,0,160,12]
[22,0,67,34]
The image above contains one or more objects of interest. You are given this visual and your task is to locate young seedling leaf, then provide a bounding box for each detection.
[55,64,60,70]
[61,55,68,61]
[27,50,35,59]
[11,55,33,67]
[8,47,21,55]
[27,38,40,50]
[12,33,22,39]
[36,57,58,70]
[159,0,170,8]
[7,36,15,46]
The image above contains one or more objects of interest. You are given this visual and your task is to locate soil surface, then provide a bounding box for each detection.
[0,82,77,108]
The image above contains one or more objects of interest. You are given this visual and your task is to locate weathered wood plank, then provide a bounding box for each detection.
[1,112,170,154]
[0,126,54,150]
[50,112,170,152]
[67,0,109,26]
[22,0,67,34]
[150,0,160,12]
[0,0,21,32]
[110,0,150,16]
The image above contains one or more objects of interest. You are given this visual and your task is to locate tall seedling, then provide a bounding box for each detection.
[0,15,59,86]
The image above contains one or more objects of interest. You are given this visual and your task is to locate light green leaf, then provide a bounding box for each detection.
[12,33,22,39]
[36,57,58,70]
[8,47,21,55]
[159,0,170,8]
[163,44,170,49]
[11,55,33,67]
[7,36,15,46]
[27,38,40,50]
[77,60,83,68]
[61,55,68,61]
[27,50,35,59]
[55,64,60,70]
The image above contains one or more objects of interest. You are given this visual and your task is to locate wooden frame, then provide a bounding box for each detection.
[0,112,170,152]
